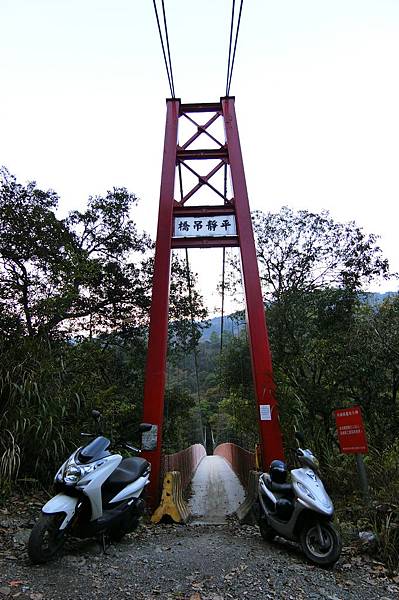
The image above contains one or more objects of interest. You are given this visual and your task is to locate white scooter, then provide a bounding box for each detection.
[28,411,152,563]
[256,433,341,567]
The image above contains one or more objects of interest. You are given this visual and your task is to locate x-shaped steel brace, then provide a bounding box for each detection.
[178,159,229,205]
[180,111,223,150]
[177,111,231,205]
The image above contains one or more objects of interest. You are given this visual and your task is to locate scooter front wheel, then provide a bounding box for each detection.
[28,513,66,564]
[300,520,341,567]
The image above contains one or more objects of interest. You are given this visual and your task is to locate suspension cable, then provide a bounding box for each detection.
[161,0,176,97]
[215,164,228,446]
[220,248,226,355]
[178,162,204,444]
[226,0,244,96]
[225,0,236,97]
[219,162,228,354]
[185,248,205,443]
[152,0,176,97]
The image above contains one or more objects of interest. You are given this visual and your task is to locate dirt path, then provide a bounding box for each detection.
[1,500,398,600]
[188,456,245,525]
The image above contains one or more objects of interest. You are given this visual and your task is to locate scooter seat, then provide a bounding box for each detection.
[263,474,294,497]
[106,457,150,487]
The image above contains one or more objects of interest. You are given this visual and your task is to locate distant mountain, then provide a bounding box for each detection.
[200,313,246,341]
[361,291,397,306]
[200,292,397,340]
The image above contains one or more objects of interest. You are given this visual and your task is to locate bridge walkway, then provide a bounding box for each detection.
[188,455,245,524]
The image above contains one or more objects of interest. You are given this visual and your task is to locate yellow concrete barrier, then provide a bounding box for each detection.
[236,469,261,524]
[151,470,190,524]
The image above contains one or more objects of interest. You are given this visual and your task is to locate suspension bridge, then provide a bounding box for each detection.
[142,1,285,520]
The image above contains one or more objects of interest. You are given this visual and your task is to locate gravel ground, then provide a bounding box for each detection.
[1,501,398,600]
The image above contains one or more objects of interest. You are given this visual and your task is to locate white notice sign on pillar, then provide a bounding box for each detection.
[260,404,272,421]
[174,215,237,237]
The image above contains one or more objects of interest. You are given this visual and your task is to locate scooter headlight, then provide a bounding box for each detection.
[64,465,82,485]
[61,455,101,486]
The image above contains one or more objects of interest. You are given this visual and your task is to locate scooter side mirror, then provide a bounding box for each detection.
[92,410,102,422]
[295,431,305,446]
[139,423,152,433]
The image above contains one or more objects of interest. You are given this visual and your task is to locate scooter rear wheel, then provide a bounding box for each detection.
[28,513,66,564]
[300,520,341,567]
[109,515,140,542]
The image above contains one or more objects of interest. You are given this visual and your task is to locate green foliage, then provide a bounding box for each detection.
[335,441,399,572]
[167,255,208,355]
[163,385,197,453]
[0,347,73,484]
[251,206,389,297]
[373,505,399,572]
[366,439,399,501]
[0,334,147,485]
[0,169,207,491]
[0,167,152,339]
[220,205,395,451]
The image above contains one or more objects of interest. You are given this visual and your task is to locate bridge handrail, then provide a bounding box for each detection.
[162,443,207,491]
[214,442,256,489]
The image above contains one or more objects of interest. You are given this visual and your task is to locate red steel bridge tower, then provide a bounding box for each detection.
[141,97,285,504]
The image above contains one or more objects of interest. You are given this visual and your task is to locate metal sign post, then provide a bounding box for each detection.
[142,98,285,506]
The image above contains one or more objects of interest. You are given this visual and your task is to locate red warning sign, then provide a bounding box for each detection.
[335,406,368,454]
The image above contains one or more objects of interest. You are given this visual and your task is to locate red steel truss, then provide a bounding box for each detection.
[142,97,285,505]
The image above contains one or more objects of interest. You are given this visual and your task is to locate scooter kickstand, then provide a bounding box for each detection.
[100,533,111,554]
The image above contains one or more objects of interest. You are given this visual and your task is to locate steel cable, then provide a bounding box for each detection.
[161,0,176,97]
[177,163,205,445]
[226,0,244,96]
[185,248,205,445]
[219,163,228,355]
[152,0,176,97]
[215,166,228,446]
[226,0,236,96]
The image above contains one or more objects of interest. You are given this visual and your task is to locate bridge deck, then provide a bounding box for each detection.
[188,455,245,524]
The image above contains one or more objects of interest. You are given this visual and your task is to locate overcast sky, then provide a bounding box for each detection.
[1,0,398,315]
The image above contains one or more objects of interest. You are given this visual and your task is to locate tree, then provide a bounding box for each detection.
[0,168,207,345]
[339,296,399,441]
[0,169,208,486]
[251,206,389,300]
[224,207,393,451]
[0,168,151,339]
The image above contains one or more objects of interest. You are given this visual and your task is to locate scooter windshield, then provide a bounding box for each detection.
[77,436,111,464]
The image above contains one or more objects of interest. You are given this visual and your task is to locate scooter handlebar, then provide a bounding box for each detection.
[79,434,141,453]
[114,440,141,453]
[123,442,141,453]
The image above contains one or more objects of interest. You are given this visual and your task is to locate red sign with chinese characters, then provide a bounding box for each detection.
[335,406,368,454]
